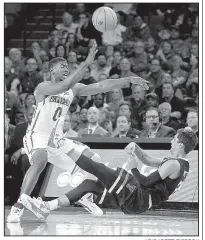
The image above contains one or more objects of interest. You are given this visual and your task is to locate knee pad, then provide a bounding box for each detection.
[91,153,102,163]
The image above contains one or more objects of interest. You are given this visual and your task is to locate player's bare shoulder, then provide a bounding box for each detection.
[35,81,52,102]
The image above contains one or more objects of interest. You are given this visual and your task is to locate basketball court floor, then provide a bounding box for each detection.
[5,206,198,236]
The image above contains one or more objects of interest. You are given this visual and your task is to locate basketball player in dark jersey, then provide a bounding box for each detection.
[21,124,198,218]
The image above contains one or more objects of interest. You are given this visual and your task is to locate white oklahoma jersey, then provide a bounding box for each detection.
[23,89,74,159]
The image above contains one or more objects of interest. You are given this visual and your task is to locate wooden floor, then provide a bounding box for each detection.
[4,207,198,236]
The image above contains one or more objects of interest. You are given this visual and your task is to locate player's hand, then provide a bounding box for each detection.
[11,149,21,165]
[126,155,138,170]
[85,40,98,66]
[125,142,136,156]
[129,76,149,90]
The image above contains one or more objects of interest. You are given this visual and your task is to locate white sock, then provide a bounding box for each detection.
[47,196,70,211]
[47,199,59,211]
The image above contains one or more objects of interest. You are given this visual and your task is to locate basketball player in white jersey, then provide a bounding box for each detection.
[7,41,148,222]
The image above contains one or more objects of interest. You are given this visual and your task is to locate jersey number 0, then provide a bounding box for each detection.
[53,107,62,121]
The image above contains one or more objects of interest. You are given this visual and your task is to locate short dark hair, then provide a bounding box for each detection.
[119,101,132,112]
[79,12,90,19]
[55,44,66,58]
[49,57,67,72]
[177,128,198,154]
[117,114,131,123]
[163,81,175,90]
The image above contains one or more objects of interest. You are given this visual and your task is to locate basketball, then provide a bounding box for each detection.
[92,7,118,33]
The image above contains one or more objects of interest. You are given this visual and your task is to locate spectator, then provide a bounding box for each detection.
[185,82,198,107]
[41,39,49,53]
[190,43,198,71]
[118,101,140,131]
[99,108,113,135]
[99,73,108,82]
[73,3,86,22]
[79,67,97,85]
[48,29,60,49]
[9,48,26,76]
[91,54,111,81]
[126,15,151,41]
[145,93,159,108]
[121,40,135,58]
[19,58,43,94]
[158,102,181,131]
[171,55,188,87]
[156,41,174,71]
[6,90,25,125]
[6,106,35,175]
[5,93,15,153]
[105,45,114,68]
[185,24,198,46]
[102,12,127,46]
[147,58,165,90]
[129,41,148,77]
[23,93,36,117]
[113,115,140,138]
[107,88,124,113]
[161,81,185,119]
[70,113,80,132]
[129,85,148,130]
[78,106,109,137]
[65,33,78,53]
[55,44,67,59]
[140,107,176,138]
[119,58,137,98]
[29,41,45,69]
[145,37,158,63]
[69,96,81,113]
[78,108,88,130]
[109,51,122,78]
[67,51,79,74]
[169,25,184,55]
[93,93,109,110]
[55,12,78,35]
[63,113,78,137]
[109,110,117,133]
[5,57,20,95]
[76,12,102,47]
[186,110,198,137]
[39,57,50,82]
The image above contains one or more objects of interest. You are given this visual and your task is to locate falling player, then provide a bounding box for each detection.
[21,121,198,218]
[7,40,149,222]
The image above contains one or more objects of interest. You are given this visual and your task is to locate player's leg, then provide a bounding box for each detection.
[20,149,47,195]
[48,116,117,187]
[21,179,104,219]
[7,149,48,223]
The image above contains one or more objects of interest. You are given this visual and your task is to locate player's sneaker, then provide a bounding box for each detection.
[48,116,65,148]
[6,223,23,235]
[78,193,103,216]
[6,203,24,223]
[20,194,50,221]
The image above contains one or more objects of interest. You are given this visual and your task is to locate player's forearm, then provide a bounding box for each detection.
[99,77,130,92]
[131,168,162,187]
[63,62,89,89]
[133,143,152,166]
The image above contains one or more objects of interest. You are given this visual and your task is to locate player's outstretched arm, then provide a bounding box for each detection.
[74,76,149,96]
[131,160,180,187]
[36,42,98,97]
[125,142,163,168]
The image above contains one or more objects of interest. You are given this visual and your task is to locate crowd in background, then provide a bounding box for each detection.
[4,4,199,203]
